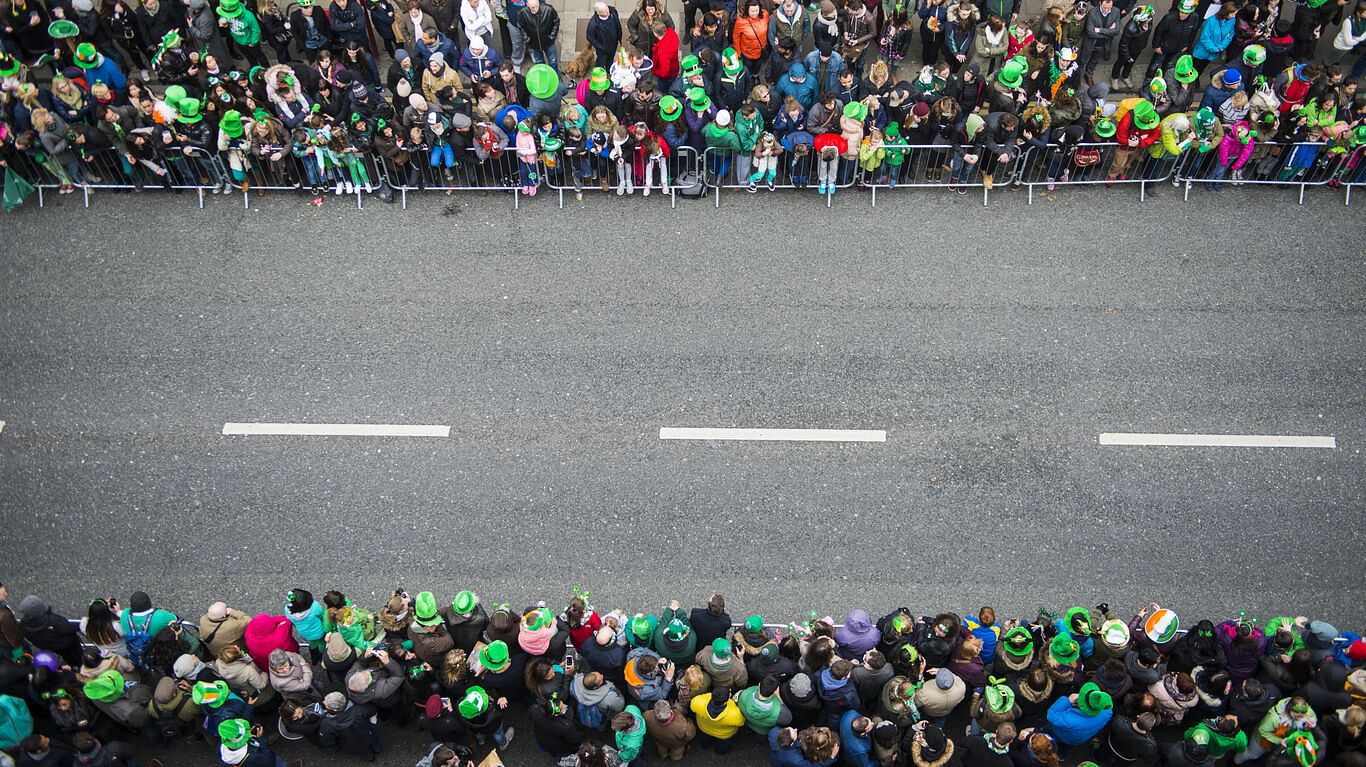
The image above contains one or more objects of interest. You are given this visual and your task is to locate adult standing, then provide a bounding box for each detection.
[1145,0,1199,80]
[461,0,497,48]
[732,0,770,78]
[629,0,673,53]
[329,0,374,54]
[1192,2,1238,75]
[586,2,622,71]
[518,0,560,70]
[1078,0,1121,78]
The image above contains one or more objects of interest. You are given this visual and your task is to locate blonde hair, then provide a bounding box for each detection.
[218,645,244,663]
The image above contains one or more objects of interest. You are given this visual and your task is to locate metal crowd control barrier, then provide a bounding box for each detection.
[164,147,232,208]
[1343,146,1366,206]
[857,142,993,207]
[1012,141,1192,204]
[75,147,137,207]
[539,146,700,209]
[703,146,860,208]
[381,147,522,209]
[1177,140,1348,206]
[4,151,65,207]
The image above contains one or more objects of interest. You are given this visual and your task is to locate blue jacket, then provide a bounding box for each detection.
[459,45,504,80]
[83,53,128,93]
[839,711,877,767]
[769,726,835,767]
[775,63,819,110]
[964,618,1001,665]
[1046,697,1112,746]
[1199,80,1241,111]
[1192,15,1235,60]
[802,49,845,95]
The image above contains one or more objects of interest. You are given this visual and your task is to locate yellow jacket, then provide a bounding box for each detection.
[690,693,746,739]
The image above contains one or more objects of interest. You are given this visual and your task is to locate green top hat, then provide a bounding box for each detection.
[842,100,868,122]
[527,63,559,99]
[659,95,683,121]
[721,47,742,76]
[218,0,244,17]
[451,590,477,615]
[1049,633,1080,665]
[83,670,124,703]
[74,42,101,68]
[1173,54,1198,84]
[48,19,81,38]
[1077,682,1114,717]
[1094,117,1117,138]
[161,30,183,49]
[220,109,245,138]
[177,98,204,123]
[998,58,1026,89]
[1131,100,1159,130]
[589,67,610,92]
[479,640,511,673]
[218,718,252,750]
[1177,0,1195,11]
[681,54,701,78]
[687,87,711,112]
[0,52,19,77]
[413,591,442,626]
[1242,44,1265,66]
[458,686,490,719]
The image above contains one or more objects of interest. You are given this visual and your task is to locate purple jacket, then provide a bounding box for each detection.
[835,610,882,660]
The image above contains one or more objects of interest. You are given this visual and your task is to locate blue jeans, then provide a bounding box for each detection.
[528,43,558,70]
[430,144,455,168]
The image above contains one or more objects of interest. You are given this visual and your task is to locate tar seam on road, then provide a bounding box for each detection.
[221,423,452,437]
[659,427,888,442]
[1098,433,1337,449]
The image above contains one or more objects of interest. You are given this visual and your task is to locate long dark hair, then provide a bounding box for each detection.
[84,600,120,646]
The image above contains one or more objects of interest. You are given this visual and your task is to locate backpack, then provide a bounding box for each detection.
[125,612,156,669]
[576,701,605,729]
[675,170,707,198]
[150,694,190,742]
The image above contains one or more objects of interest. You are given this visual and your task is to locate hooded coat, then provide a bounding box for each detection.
[836,610,883,660]
[319,701,380,757]
[16,597,82,665]
[244,615,300,670]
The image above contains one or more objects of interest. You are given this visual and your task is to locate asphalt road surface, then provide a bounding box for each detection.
[1,184,1363,765]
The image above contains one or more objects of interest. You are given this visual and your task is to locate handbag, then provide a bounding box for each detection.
[1073,147,1102,167]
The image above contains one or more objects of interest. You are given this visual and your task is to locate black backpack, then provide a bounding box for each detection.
[151,694,191,741]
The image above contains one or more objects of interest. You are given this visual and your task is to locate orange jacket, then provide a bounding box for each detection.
[732,12,770,60]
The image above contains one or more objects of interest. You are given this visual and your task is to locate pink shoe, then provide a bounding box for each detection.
[527,185,537,196]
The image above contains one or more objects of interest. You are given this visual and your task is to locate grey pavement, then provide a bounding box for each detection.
[1,186,1363,764]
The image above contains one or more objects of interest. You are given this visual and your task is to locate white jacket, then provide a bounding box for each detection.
[460,0,495,40]
[1334,17,1366,51]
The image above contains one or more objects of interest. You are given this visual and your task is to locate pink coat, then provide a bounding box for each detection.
[243,614,300,670]
[1217,121,1255,171]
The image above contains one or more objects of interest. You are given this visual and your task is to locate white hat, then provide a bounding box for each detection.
[716,109,731,126]
[469,34,485,50]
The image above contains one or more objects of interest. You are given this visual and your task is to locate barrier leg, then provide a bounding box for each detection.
[197,187,204,209]
[981,186,988,207]
[82,185,90,208]
[513,188,520,210]
[1183,180,1191,202]
[870,185,876,207]
[1027,184,1033,205]
[1347,185,1353,206]
[401,187,408,209]
[1298,183,1305,206]
[242,190,250,210]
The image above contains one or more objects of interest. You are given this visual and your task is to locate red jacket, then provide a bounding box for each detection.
[814,132,848,154]
[652,27,680,79]
[1116,112,1159,148]
[244,614,301,670]
[732,12,769,60]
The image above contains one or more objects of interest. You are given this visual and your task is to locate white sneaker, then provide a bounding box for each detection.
[140,69,151,81]
[616,183,625,196]
[347,181,357,194]
[335,183,344,195]
[626,181,634,194]
[503,726,516,746]
[642,184,651,197]
[363,183,373,193]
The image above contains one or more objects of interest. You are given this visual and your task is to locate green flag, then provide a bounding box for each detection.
[3,167,36,212]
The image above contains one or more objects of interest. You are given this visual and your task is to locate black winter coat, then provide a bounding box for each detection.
[319,702,380,758]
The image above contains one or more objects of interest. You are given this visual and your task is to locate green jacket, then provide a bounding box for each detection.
[737,686,782,733]
[735,112,764,152]
[703,122,742,155]
[220,9,262,47]
[1186,722,1248,758]
[615,705,646,762]
[121,608,178,640]
[0,694,34,749]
